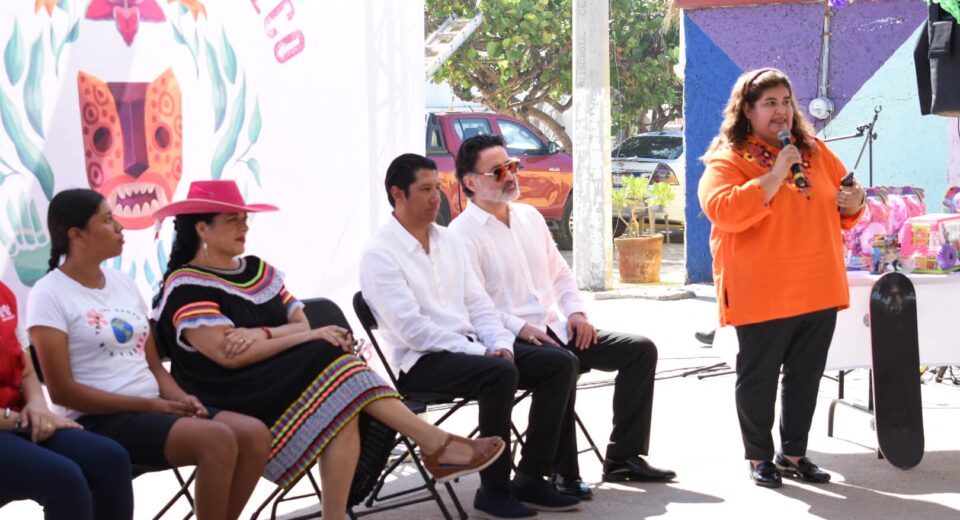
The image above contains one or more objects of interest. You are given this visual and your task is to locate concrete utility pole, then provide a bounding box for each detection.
[572,0,613,290]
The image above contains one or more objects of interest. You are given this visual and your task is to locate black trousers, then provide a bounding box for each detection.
[734,308,838,461]
[550,328,658,477]
[397,341,578,491]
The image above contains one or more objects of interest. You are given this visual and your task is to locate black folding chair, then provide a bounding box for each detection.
[353,292,598,515]
[352,291,472,520]
[28,345,198,520]
[505,366,604,467]
[249,297,400,520]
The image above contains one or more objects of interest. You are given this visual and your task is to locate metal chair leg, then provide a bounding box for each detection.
[574,412,604,465]
[152,468,197,520]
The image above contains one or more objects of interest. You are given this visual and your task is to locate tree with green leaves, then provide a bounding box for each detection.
[425,0,681,151]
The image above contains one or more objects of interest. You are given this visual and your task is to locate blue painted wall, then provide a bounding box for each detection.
[681,16,742,284]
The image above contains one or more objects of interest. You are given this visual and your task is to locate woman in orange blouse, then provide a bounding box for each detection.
[698,68,865,488]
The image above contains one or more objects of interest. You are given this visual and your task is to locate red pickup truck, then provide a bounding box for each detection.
[426,112,575,249]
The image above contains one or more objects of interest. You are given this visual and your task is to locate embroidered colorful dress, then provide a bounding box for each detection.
[152,256,398,487]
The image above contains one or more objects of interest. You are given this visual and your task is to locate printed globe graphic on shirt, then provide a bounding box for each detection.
[88,308,148,357]
[111,317,135,344]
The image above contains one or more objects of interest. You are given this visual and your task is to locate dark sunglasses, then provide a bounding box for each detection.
[473,159,521,183]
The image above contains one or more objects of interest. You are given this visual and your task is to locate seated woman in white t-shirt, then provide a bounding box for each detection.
[27,189,270,520]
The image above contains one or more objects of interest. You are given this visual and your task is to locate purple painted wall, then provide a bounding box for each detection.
[688,0,925,129]
[688,4,822,117]
[828,2,926,118]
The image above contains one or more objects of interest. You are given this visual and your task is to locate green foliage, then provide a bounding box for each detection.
[609,0,682,137]
[611,177,674,237]
[427,0,572,146]
[612,175,650,237]
[425,0,681,151]
[647,180,676,209]
[644,180,675,235]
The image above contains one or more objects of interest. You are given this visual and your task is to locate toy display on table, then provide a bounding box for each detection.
[885,187,926,232]
[871,233,902,274]
[845,187,890,270]
[897,213,960,273]
[844,186,926,271]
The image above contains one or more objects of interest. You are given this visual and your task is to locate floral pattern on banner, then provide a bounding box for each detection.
[2,0,264,291]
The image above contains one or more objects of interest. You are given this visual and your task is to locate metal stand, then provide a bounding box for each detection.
[826,369,884,459]
[823,105,882,186]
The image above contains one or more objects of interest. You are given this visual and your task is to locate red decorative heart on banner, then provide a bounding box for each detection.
[113,6,141,46]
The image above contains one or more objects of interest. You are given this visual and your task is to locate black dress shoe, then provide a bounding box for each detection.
[750,461,782,488]
[774,453,831,483]
[550,474,593,500]
[473,487,538,519]
[602,456,676,482]
[694,329,715,345]
[511,473,580,512]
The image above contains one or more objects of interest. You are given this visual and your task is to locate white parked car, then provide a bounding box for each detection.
[611,130,685,228]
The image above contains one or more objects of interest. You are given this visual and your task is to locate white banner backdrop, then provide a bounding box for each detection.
[0,0,424,313]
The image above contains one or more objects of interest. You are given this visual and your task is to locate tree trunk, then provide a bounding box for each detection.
[527,105,573,152]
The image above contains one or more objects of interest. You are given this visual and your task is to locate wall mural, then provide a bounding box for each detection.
[681,0,954,283]
[0,0,266,291]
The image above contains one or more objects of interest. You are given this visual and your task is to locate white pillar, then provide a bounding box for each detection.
[572,0,613,290]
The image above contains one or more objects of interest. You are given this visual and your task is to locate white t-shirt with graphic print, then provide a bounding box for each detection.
[26,268,160,419]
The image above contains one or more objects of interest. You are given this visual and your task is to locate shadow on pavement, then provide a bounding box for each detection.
[776,449,960,519]
[584,482,724,519]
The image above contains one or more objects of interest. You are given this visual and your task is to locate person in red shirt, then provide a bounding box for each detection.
[698,68,865,488]
[0,280,133,519]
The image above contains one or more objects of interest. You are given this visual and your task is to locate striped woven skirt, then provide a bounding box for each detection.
[265,354,399,487]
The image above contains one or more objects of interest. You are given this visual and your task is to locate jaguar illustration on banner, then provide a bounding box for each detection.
[78,69,183,230]
[1,0,423,324]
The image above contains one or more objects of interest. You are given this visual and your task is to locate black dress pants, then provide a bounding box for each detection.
[397,341,578,491]
[550,329,659,477]
[734,308,838,461]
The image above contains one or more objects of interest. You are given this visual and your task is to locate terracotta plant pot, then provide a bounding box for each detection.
[615,235,663,283]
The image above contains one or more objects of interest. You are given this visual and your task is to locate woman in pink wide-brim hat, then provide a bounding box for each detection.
[151,180,505,520]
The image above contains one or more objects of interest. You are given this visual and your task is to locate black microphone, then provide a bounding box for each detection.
[777,130,810,193]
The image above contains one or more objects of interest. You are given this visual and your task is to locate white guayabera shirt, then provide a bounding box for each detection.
[449,202,587,345]
[359,216,515,374]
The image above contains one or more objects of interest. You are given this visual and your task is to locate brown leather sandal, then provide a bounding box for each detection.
[422,434,505,483]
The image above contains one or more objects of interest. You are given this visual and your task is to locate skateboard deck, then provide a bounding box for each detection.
[870,272,924,469]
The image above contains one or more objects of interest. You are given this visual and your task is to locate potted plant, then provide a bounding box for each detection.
[612,176,664,283]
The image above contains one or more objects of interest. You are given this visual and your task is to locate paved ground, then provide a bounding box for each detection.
[6,245,959,519]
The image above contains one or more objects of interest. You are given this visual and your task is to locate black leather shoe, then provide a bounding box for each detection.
[775,453,831,484]
[750,461,782,488]
[602,456,676,482]
[694,329,715,345]
[511,473,580,512]
[549,474,593,500]
[473,487,538,519]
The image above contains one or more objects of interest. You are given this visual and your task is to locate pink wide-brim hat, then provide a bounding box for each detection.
[152,180,278,220]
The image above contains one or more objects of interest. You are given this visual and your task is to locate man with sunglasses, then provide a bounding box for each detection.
[450,135,676,498]
[360,153,581,519]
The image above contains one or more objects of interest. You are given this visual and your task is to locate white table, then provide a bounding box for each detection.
[826,271,960,370]
[713,271,960,371]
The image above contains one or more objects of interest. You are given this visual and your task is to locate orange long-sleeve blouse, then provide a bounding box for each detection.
[698,135,864,327]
